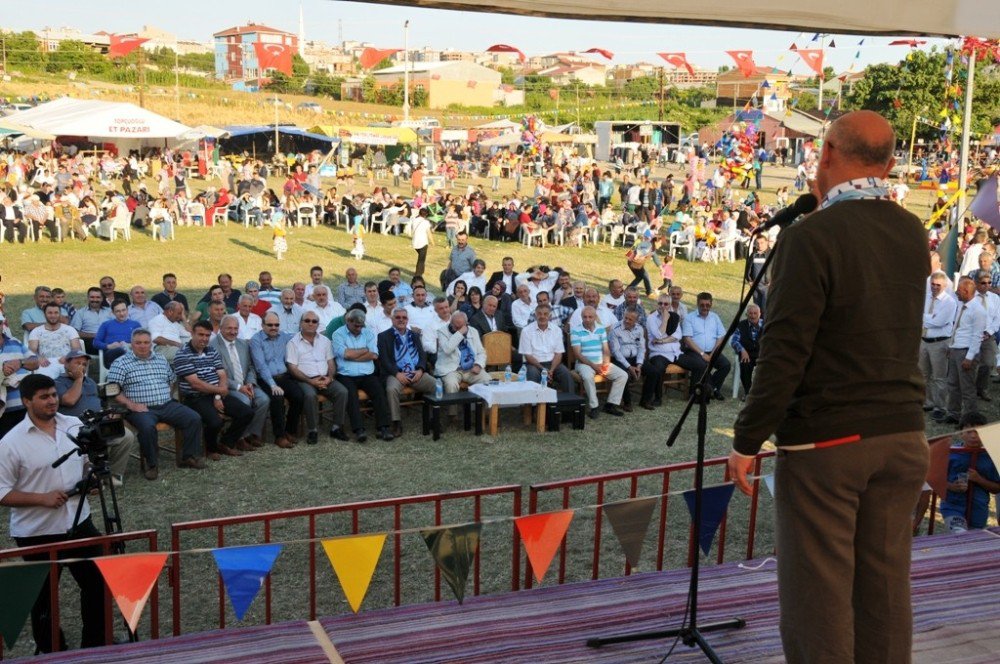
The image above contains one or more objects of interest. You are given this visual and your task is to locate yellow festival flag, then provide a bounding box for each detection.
[321,535,386,613]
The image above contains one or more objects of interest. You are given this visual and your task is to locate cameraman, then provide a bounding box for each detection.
[0,374,107,653]
[55,350,136,487]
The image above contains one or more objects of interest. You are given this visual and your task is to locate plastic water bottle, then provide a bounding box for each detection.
[518,365,527,382]
[504,364,512,383]
[540,368,549,388]
[435,378,443,399]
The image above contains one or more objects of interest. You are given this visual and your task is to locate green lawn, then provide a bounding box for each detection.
[0,164,963,651]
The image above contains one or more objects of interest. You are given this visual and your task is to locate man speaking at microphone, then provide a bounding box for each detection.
[729,111,928,664]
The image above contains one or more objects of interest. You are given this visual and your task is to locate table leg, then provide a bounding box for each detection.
[548,405,559,432]
[462,402,471,431]
[474,401,483,436]
[432,405,441,441]
[422,401,430,436]
[521,405,532,426]
[490,405,499,436]
[536,404,546,433]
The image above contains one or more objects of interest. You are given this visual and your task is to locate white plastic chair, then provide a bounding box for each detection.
[186,202,206,226]
[715,235,736,263]
[150,215,174,240]
[522,225,546,248]
[108,211,132,242]
[212,206,229,227]
[669,231,695,260]
[297,205,317,227]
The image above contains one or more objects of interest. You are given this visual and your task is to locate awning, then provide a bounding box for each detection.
[340,0,998,38]
[225,125,339,144]
[479,132,523,147]
[0,97,191,139]
[309,125,419,145]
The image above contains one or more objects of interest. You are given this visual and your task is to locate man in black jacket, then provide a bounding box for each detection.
[377,308,435,437]
[729,111,928,663]
[485,256,518,296]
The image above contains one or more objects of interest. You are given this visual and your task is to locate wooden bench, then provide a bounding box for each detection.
[663,364,690,399]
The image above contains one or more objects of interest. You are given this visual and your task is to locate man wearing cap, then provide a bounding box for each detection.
[55,350,136,485]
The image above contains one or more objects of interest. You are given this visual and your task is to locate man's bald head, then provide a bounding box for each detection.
[818,111,896,195]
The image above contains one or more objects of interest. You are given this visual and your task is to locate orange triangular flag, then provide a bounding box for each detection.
[94,553,169,632]
[515,510,574,583]
[321,534,386,613]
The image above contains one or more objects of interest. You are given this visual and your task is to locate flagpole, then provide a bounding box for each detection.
[957,46,977,200]
[138,48,146,109]
[402,20,410,122]
[906,113,919,185]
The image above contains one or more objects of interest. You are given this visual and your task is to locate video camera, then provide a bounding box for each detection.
[69,407,126,461]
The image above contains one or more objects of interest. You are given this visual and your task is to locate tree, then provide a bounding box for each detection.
[45,40,109,75]
[1,31,47,70]
[847,50,948,140]
[411,85,428,108]
[361,75,378,104]
[264,71,293,93]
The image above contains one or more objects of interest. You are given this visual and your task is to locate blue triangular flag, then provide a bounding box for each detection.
[683,485,736,555]
[762,473,776,498]
[212,544,283,620]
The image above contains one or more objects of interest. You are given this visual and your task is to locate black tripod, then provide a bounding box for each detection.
[587,228,782,661]
[54,446,125,545]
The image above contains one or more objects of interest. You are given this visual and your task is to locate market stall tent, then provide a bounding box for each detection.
[0,97,190,140]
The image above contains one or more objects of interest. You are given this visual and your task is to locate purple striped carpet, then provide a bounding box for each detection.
[27,530,1000,663]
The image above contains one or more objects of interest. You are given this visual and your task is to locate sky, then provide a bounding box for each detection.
[6,0,954,74]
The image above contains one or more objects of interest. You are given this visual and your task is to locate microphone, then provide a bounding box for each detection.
[755,193,818,233]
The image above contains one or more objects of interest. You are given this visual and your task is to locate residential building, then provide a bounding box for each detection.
[213,22,298,81]
[537,62,607,87]
[372,61,502,108]
[716,67,795,113]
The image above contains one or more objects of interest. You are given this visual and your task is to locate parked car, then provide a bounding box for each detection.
[296,101,323,114]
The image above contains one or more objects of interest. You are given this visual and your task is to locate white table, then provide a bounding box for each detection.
[468,381,558,436]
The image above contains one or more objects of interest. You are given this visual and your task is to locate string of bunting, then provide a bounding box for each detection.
[0,475,780,648]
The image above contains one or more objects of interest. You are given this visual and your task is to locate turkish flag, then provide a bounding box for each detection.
[658,52,695,76]
[583,48,614,61]
[796,48,825,77]
[549,88,560,101]
[726,50,757,78]
[254,41,293,76]
[467,80,477,89]
[486,44,526,64]
[359,47,401,70]
[108,35,149,59]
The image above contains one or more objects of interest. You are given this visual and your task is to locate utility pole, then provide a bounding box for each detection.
[957,45,977,201]
[137,48,146,108]
[658,67,664,121]
[402,20,410,122]
[1,33,7,76]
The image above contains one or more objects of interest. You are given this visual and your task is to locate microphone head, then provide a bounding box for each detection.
[790,193,818,216]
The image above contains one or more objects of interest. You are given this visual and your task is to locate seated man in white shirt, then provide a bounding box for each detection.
[28,303,82,378]
[447,259,488,297]
[569,288,617,331]
[510,283,535,330]
[304,285,345,330]
[599,280,625,313]
[435,311,491,399]
[149,301,191,362]
[517,304,574,393]
[234,294,264,340]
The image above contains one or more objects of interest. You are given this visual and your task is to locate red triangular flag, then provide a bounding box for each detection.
[583,48,614,61]
[467,80,477,88]
[485,44,526,63]
[549,88,560,101]
[108,35,149,59]
[789,42,798,51]
[254,41,293,76]
[796,48,825,77]
[94,553,169,632]
[359,47,401,70]
[658,52,695,76]
[515,510,574,583]
[726,50,757,78]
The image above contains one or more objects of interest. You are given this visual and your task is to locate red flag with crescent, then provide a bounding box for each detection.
[108,35,149,59]
[583,48,614,61]
[726,50,757,78]
[486,44,526,63]
[254,41,293,76]
[359,47,401,70]
[658,52,695,76]
[795,48,825,77]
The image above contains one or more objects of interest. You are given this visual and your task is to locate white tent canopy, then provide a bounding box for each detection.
[343,0,998,38]
[479,132,523,147]
[475,119,523,131]
[0,97,191,140]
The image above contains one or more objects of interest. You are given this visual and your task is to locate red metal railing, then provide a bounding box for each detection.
[169,485,522,636]
[524,452,775,588]
[0,530,159,660]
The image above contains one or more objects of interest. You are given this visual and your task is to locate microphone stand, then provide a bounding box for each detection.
[587,226,782,661]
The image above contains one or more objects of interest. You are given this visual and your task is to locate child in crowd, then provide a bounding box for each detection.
[350,215,366,260]
[658,255,674,293]
[271,211,287,261]
[939,413,1000,533]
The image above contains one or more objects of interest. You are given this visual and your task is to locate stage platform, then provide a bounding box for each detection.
[28,529,1000,663]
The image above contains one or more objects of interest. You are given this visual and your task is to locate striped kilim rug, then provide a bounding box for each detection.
[27,529,1000,663]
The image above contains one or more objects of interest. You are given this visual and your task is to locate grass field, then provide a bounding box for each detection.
[0,163,968,652]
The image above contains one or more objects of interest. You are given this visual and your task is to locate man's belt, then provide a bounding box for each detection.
[922,336,948,343]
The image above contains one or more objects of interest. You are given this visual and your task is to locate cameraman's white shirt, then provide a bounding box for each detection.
[0,413,89,537]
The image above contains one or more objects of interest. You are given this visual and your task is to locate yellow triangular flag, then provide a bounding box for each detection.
[321,534,386,613]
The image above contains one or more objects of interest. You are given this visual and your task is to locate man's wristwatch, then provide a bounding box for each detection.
[214,395,222,401]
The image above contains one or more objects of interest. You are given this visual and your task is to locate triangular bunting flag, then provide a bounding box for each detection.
[828,39,837,47]
[421,524,481,604]
[0,564,50,649]
[683,485,736,556]
[515,511,574,583]
[925,436,953,499]
[94,553,169,632]
[762,473,776,498]
[211,544,283,621]
[603,497,658,569]
[321,535,386,613]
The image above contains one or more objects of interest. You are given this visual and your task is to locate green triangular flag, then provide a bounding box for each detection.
[421,523,481,604]
[603,497,658,568]
[0,563,50,649]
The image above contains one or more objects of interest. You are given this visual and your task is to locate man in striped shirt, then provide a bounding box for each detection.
[571,307,628,418]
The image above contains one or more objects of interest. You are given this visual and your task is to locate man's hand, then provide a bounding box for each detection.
[214,398,225,413]
[471,364,482,375]
[629,366,641,381]
[962,359,974,371]
[740,350,751,364]
[2,360,18,376]
[239,384,254,399]
[968,468,983,485]
[727,451,755,497]
[40,491,70,508]
[270,384,284,397]
[396,371,411,386]
[39,357,51,367]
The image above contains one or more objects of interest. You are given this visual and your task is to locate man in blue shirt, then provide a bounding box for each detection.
[333,310,393,442]
[249,311,304,448]
[675,292,731,400]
